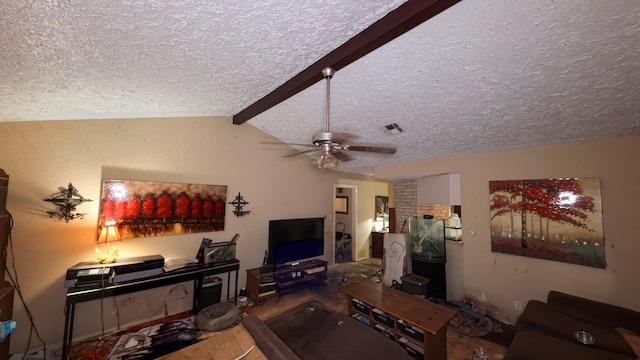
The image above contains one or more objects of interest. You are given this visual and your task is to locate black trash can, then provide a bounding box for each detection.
[198,276,222,311]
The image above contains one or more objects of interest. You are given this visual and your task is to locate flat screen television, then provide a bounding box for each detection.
[268,217,324,266]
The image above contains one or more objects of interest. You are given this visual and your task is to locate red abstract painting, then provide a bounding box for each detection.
[98,180,227,240]
[489,178,604,268]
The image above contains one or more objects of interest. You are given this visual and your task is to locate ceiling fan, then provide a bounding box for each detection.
[266,67,397,169]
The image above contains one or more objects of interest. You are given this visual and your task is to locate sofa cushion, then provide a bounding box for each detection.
[547,291,640,334]
[517,300,635,358]
[505,331,634,360]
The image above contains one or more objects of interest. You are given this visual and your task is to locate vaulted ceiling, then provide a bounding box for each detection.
[1,0,638,174]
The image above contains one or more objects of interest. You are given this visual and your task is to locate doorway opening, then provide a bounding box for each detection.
[334,185,357,263]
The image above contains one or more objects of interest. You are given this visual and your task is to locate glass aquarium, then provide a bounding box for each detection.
[409,216,446,262]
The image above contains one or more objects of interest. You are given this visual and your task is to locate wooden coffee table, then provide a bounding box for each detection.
[341,281,456,360]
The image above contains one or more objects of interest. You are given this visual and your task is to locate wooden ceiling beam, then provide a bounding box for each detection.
[232,0,461,125]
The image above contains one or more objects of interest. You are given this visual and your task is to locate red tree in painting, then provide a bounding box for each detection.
[190,195,203,220]
[101,198,116,222]
[490,180,526,247]
[114,199,127,221]
[156,193,173,222]
[202,197,214,219]
[175,193,190,222]
[489,180,524,221]
[214,200,224,218]
[521,179,595,240]
[142,196,155,220]
[126,196,141,220]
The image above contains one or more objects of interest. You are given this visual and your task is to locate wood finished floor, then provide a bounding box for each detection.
[249,259,507,360]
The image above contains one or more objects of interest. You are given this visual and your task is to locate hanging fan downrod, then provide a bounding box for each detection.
[322,67,334,133]
[313,67,336,146]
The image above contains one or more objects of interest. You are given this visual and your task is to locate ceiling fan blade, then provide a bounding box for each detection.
[346,145,397,154]
[261,140,317,148]
[283,148,320,158]
[330,132,359,143]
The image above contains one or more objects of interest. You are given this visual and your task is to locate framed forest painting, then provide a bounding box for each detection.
[98,179,227,240]
[375,195,389,222]
[489,177,604,268]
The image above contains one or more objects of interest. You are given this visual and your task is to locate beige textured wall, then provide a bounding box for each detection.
[376,135,640,324]
[0,117,389,353]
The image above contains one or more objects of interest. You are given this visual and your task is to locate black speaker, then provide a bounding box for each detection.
[260,264,274,274]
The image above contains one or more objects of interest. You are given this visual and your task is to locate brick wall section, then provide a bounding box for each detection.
[394,180,454,232]
[393,179,417,233]
[417,204,451,226]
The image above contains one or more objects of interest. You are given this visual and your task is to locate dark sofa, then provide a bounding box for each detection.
[505,291,640,360]
[244,301,412,360]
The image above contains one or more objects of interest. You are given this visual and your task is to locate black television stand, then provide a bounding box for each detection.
[246,258,327,304]
[275,258,328,293]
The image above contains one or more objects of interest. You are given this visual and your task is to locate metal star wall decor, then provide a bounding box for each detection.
[228,192,250,217]
[44,183,93,222]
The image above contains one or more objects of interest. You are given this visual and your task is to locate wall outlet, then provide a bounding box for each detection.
[514,301,522,311]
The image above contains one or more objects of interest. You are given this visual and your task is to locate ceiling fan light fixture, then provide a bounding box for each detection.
[313,152,340,169]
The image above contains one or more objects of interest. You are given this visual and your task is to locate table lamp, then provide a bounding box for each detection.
[95,220,121,263]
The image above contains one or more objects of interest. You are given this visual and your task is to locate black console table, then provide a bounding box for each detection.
[62,259,239,360]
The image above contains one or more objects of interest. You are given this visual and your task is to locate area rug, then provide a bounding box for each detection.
[106,316,199,360]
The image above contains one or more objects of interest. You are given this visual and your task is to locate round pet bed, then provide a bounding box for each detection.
[195,302,240,331]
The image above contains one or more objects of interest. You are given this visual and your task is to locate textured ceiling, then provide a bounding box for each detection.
[1,0,639,174]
